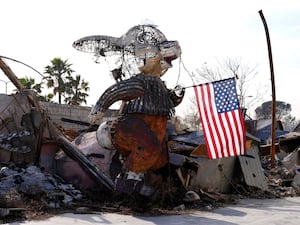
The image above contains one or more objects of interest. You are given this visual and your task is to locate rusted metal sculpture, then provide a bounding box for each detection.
[73,25,185,195]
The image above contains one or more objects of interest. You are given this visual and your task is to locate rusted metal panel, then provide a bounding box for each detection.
[238,147,268,191]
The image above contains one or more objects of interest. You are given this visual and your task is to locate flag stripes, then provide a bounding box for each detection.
[193,78,246,159]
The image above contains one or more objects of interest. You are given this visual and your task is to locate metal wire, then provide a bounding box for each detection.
[0,55,45,78]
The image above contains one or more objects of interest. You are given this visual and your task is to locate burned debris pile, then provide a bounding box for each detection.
[0,163,82,218]
[0,58,299,223]
[0,90,299,223]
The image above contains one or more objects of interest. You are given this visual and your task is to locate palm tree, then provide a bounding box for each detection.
[64,74,90,105]
[44,58,74,104]
[19,76,43,93]
[18,76,54,102]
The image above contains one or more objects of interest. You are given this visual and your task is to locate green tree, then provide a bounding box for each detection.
[44,58,74,104]
[18,76,54,102]
[64,74,90,105]
[39,93,55,102]
[19,76,43,93]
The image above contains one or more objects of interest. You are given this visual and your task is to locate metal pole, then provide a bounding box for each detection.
[259,10,277,168]
[0,79,11,94]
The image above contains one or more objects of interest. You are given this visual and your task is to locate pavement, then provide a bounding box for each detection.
[5,197,300,225]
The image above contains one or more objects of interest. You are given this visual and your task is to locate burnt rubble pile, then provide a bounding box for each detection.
[0,91,300,223]
[0,163,82,219]
[261,150,300,197]
[0,141,299,222]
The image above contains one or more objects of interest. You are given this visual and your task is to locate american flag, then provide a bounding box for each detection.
[193,78,246,159]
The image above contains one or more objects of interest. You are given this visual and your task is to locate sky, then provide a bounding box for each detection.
[1,0,300,120]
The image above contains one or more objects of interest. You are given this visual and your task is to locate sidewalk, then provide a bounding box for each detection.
[5,197,300,225]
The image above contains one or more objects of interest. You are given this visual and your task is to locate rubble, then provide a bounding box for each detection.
[0,59,300,223]
[0,111,300,223]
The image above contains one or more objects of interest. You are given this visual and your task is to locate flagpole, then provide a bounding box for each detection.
[182,77,237,90]
[259,10,277,168]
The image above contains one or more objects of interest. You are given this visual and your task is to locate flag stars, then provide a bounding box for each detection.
[213,79,239,113]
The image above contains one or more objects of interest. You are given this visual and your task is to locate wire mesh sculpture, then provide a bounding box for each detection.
[72,24,184,196]
[72,24,180,81]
